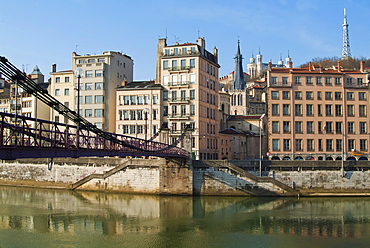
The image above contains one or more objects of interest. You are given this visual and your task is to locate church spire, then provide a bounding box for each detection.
[232,40,245,90]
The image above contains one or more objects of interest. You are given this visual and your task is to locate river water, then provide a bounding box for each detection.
[0,186,370,248]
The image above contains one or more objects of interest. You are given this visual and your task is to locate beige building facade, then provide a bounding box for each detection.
[156,37,220,160]
[267,61,369,161]
[50,51,133,132]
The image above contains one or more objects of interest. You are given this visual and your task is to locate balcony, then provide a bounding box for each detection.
[169,81,190,88]
[344,82,369,88]
[168,66,190,72]
[168,114,190,120]
[269,81,292,87]
[168,97,190,104]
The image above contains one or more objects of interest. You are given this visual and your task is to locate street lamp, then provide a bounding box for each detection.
[143,108,149,141]
[74,68,83,148]
[259,113,265,177]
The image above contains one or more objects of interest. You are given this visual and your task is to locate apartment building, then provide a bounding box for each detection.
[50,51,133,132]
[9,66,49,127]
[267,61,369,161]
[156,37,220,160]
[116,81,164,141]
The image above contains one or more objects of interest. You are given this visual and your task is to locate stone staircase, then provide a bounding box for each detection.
[69,160,131,190]
[202,161,299,196]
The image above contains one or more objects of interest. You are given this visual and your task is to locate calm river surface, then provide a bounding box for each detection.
[1,186,370,248]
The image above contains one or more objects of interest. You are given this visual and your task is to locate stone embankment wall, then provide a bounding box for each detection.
[1,159,370,195]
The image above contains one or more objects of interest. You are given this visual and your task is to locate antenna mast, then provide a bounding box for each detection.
[342,8,351,58]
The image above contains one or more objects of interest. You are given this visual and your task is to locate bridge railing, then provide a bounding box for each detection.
[0,112,188,158]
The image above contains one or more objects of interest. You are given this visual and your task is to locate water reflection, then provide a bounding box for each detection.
[1,186,370,247]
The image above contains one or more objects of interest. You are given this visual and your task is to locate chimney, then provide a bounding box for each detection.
[52,64,57,73]
[268,61,272,70]
[360,61,365,72]
[308,62,312,71]
[337,61,341,72]
[289,61,293,68]
[121,80,127,86]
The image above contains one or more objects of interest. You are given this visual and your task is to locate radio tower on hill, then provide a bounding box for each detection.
[342,8,351,59]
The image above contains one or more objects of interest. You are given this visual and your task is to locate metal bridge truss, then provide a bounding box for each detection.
[0,112,188,160]
[0,56,188,156]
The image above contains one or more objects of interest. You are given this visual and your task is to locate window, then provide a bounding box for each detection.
[64,77,70,82]
[307,121,314,133]
[335,104,343,116]
[271,91,279,99]
[130,96,136,105]
[130,110,136,120]
[318,104,322,116]
[334,92,341,101]
[359,105,367,117]
[171,91,177,101]
[346,77,353,85]
[272,139,279,151]
[95,95,104,103]
[326,139,333,151]
[137,110,143,120]
[318,121,323,134]
[295,139,303,151]
[283,121,290,133]
[336,122,342,134]
[182,47,187,54]
[153,95,157,104]
[165,49,170,55]
[189,74,196,84]
[123,125,129,134]
[358,78,364,85]
[325,92,332,100]
[306,104,314,116]
[55,77,60,83]
[172,60,178,70]
[98,58,105,63]
[163,106,168,116]
[282,77,288,85]
[359,92,366,101]
[325,121,333,133]
[85,95,92,104]
[137,125,143,134]
[360,122,367,134]
[335,77,341,85]
[181,105,186,116]
[85,109,92,117]
[124,111,129,120]
[348,122,355,134]
[325,77,331,85]
[130,125,136,134]
[172,105,177,115]
[95,70,103,77]
[272,104,279,116]
[295,91,302,100]
[294,76,301,85]
[181,59,186,69]
[173,48,178,55]
[55,89,60,96]
[283,104,290,116]
[163,60,168,69]
[95,82,104,90]
[316,76,322,85]
[325,104,332,116]
[163,90,168,101]
[171,74,178,85]
[64,88,70,96]
[272,121,279,133]
[336,139,342,152]
[347,92,354,100]
[307,139,314,151]
[87,58,95,63]
[306,91,313,100]
[138,96,143,105]
[306,76,313,85]
[317,91,322,100]
[190,90,195,100]
[94,109,104,117]
[295,121,302,133]
[78,59,85,64]
[271,77,277,84]
[190,59,195,68]
[282,91,290,99]
[85,70,93,78]
[85,83,93,90]
[190,105,195,115]
[347,105,354,116]
[295,104,302,116]
[283,139,291,151]
[348,139,355,151]
[318,139,323,151]
[360,139,367,151]
[123,96,129,105]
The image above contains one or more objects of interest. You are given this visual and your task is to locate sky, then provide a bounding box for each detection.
[1,0,369,81]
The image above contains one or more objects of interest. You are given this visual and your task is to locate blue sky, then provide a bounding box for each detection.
[1,0,369,81]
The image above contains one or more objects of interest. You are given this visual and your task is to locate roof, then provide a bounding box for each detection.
[116,81,163,90]
[227,115,264,121]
